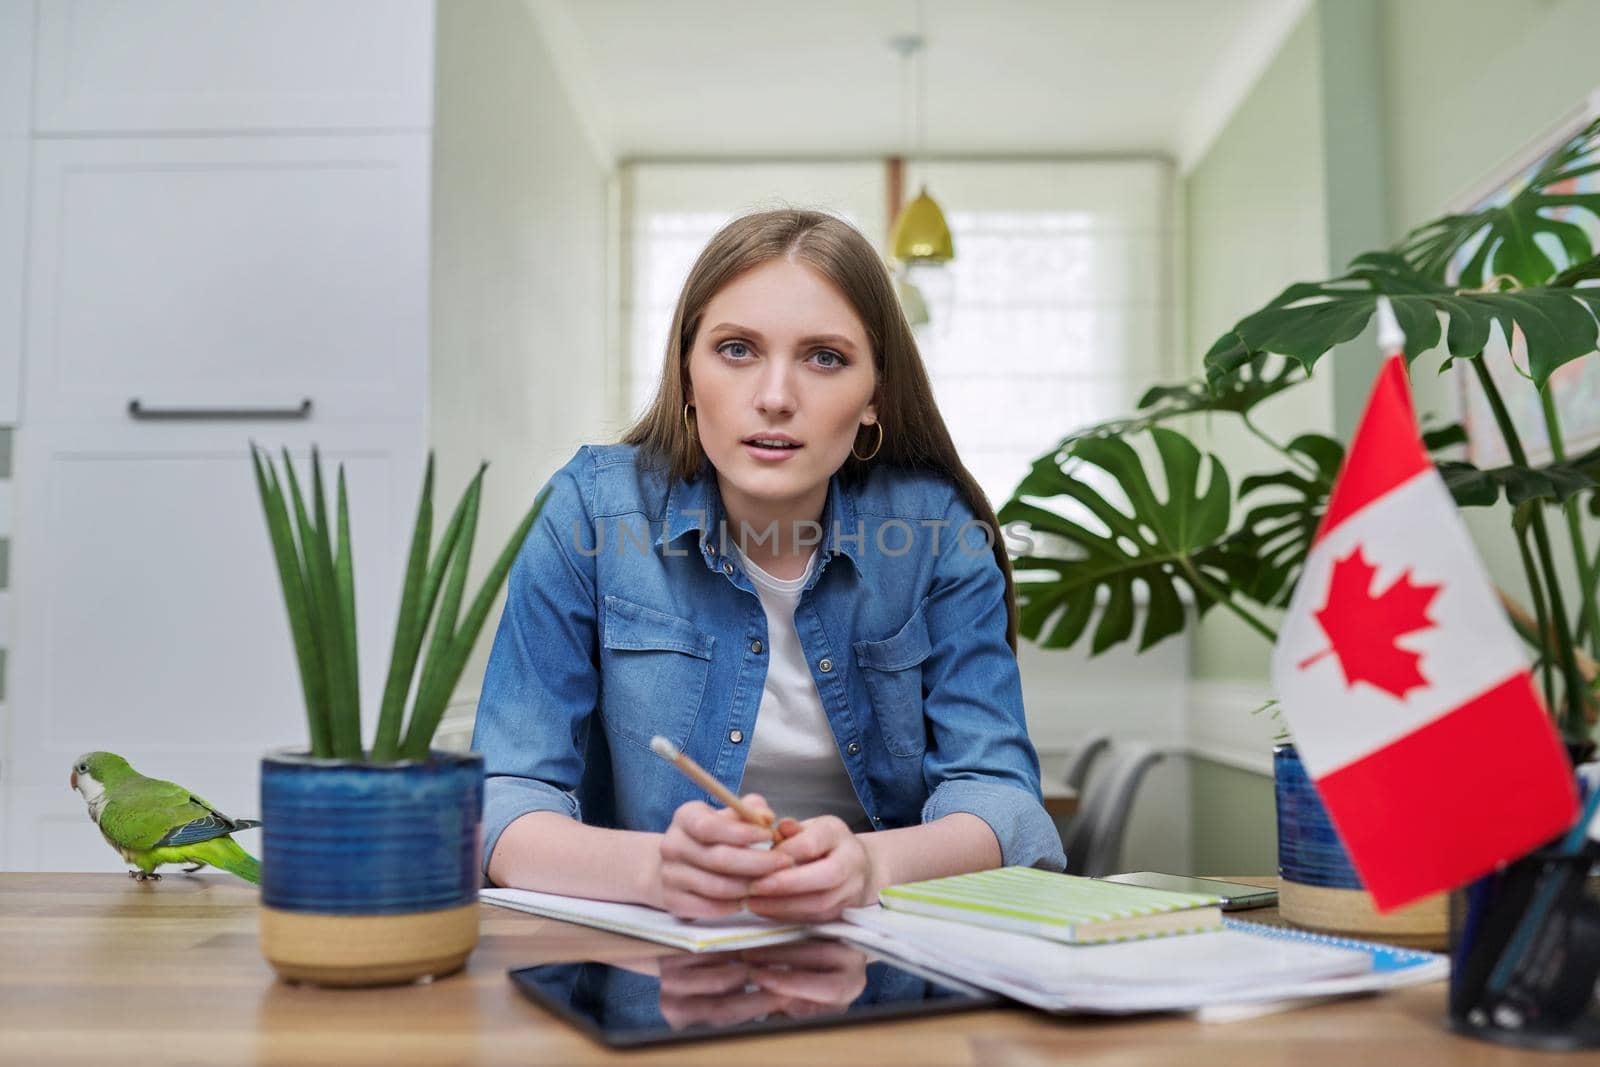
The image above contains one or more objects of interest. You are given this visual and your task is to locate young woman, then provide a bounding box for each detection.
[474,208,1064,924]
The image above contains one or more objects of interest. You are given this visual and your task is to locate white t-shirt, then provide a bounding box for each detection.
[730,541,872,831]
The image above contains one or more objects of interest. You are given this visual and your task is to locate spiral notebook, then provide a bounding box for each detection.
[1190,920,1450,1021]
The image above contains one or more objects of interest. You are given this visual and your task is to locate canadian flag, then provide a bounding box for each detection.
[1270,306,1578,912]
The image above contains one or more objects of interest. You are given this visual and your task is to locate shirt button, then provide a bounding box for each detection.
[819,658,833,673]
[846,741,860,755]
[723,561,735,576]
[872,815,882,824]
[730,729,744,744]
[751,639,763,654]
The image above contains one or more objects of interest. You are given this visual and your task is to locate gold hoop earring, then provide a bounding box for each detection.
[682,402,695,439]
[852,422,884,461]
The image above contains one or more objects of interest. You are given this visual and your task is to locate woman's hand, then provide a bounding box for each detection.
[654,794,794,919]
[744,815,881,922]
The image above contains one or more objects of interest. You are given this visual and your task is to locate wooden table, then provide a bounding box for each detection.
[0,873,1522,1066]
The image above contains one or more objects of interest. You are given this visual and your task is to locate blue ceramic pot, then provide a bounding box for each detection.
[1273,742,1362,889]
[258,749,484,986]
[1273,743,1448,942]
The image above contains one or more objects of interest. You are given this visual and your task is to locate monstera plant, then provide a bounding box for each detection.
[1001,117,1600,745]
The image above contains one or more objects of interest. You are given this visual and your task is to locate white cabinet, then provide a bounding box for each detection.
[1,3,434,870]
[24,135,431,426]
[0,0,33,423]
[33,0,434,132]
[6,424,423,870]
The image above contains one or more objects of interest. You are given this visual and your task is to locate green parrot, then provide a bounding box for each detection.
[70,751,262,884]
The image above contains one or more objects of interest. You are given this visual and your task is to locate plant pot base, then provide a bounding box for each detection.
[260,902,479,988]
[1278,879,1448,950]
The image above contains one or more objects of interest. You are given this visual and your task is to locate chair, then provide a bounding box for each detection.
[1060,731,1111,793]
[1061,742,1165,877]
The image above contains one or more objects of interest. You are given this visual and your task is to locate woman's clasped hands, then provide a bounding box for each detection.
[655,793,881,923]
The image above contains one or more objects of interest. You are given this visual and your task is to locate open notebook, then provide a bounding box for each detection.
[482,886,1448,1015]
[481,887,813,952]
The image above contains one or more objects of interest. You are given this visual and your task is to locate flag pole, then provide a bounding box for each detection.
[1374,296,1404,357]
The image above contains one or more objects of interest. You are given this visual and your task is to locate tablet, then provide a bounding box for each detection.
[508,938,1001,1048]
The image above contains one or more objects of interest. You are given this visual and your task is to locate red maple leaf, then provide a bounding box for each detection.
[1297,546,1442,699]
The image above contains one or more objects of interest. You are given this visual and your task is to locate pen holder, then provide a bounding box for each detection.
[1448,842,1600,1050]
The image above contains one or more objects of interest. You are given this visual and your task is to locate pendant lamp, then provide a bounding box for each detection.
[892,185,954,262]
[887,21,952,267]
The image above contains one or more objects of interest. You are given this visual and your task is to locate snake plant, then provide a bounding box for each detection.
[250,446,549,761]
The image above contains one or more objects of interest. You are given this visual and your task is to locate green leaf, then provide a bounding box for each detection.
[294,447,359,760]
[400,484,553,760]
[1202,252,1600,390]
[1420,421,1469,452]
[381,463,482,757]
[999,427,1233,656]
[1134,353,1306,419]
[279,449,341,753]
[405,466,486,754]
[1436,461,1502,507]
[251,444,331,757]
[334,464,360,751]
[1436,444,1600,509]
[1036,355,1306,463]
[1550,252,1600,289]
[371,453,436,763]
[1399,117,1600,287]
[1227,434,1344,607]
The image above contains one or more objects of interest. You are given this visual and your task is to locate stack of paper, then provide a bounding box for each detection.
[820,907,1447,1014]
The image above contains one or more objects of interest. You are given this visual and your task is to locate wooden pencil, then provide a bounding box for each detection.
[649,736,783,843]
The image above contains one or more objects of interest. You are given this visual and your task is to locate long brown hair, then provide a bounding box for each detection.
[618,208,1019,654]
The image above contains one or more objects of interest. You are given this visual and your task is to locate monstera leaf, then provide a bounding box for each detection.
[1400,117,1600,287]
[998,427,1234,655]
[1215,423,1476,610]
[1203,252,1600,390]
[1030,354,1305,462]
[1438,442,1600,508]
[1224,434,1344,608]
[1133,352,1306,418]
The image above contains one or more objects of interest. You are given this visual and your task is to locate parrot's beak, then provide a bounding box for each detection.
[69,770,77,791]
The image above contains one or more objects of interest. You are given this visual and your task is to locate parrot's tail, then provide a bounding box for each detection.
[184,836,261,885]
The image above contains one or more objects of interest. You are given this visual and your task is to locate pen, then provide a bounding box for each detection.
[649,736,784,844]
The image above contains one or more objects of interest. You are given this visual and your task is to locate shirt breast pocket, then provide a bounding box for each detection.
[599,595,716,751]
[852,598,933,758]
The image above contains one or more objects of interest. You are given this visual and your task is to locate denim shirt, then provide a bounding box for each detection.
[472,443,1066,879]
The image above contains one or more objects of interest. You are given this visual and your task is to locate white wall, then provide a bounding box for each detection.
[429,0,617,744]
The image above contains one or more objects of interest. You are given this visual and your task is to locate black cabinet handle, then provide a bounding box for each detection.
[127,398,313,421]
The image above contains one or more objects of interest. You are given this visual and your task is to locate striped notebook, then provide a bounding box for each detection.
[878,866,1225,944]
